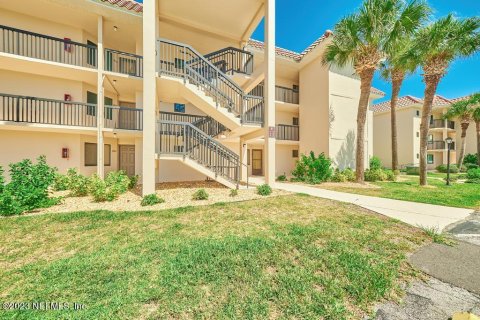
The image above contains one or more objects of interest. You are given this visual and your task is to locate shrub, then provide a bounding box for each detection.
[276,174,287,182]
[0,156,58,215]
[464,153,478,165]
[465,163,479,171]
[436,164,459,174]
[256,184,272,196]
[369,156,382,170]
[141,194,165,206]
[331,169,347,182]
[466,168,480,184]
[364,169,387,182]
[405,166,420,176]
[53,173,69,191]
[66,168,90,196]
[343,168,355,182]
[192,189,209,200]
[229,189,238,197]
[89,171,131,202]
[291,152,333,184]
[128,175,139,189]
[384,170,396,181]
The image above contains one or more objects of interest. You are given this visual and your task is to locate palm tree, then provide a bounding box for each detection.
[406,15,480,185]
[466,93,480,166]
[381,38,420,173]
[443,99,473,168]
[322,0,430,182]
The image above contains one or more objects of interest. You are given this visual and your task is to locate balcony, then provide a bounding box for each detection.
[248,83,300,105]
[430,119,455,130]
[427,141,456,151]
[276,124,299,141]
[0,93,142,131]
[0,25,143,77]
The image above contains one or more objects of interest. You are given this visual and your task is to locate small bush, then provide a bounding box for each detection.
[53,173,69,191]
[291,151,333,184]
[369,156,382,170]
[256,184,272,196]
[364,169,387,182]
[89,171,131,202]
[192,189,209,200]
[465,168,480,184]
[405,166,420,175]
[0,156,58,215]
[276,174,287,182]
[229,189,238,197]
[128,175,139,189]
[436,164,459,174]
[384,170,396,181]
[89,174,109,202]
[331,169,347,182]
[105,171,130,195]
[465,163,479,171]
[464,153,478,165]
[343,168,355,182]
[141,194,165,206]
[66,168,90,197]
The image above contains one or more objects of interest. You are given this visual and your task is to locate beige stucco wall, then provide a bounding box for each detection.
[0,129,119,176]
[298,58,330,158]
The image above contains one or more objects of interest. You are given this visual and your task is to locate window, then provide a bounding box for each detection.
[85,143,111,166]
[292,84,299,92]
[292,150,299,158]
[86,92,113,118]
[416,132,419,138]
[416,110,420,117]
[87,40,97,66]
[174,103,186,113]
[417,153,419,159]
[427,154,434,164]
[292,117,299,126]
[428,134,433,142]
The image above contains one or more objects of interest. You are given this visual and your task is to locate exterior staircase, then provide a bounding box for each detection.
[156,39,264,188]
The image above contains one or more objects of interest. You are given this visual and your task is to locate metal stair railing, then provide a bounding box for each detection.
[157,39,263,125]
[204,47,254,75]
[158,120,240,185]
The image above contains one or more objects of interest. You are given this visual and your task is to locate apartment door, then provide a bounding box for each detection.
[252,149,263,176]
[119,145,135,176]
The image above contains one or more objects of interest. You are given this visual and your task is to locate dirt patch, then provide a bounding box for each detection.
[28,181,289,216]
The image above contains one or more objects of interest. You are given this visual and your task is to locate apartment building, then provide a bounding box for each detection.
[373,95,476,169]
[0,0,382,195]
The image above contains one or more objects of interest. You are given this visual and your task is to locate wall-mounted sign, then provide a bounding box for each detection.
[268,126,276,138]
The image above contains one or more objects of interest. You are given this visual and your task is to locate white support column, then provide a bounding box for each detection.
[264,0,276,184]
[97,15,105,178]
[240,139,248,182]
[142,0,159,195]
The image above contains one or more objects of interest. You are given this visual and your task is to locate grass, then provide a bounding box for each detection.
[320,175,480,209]
[421,226,456,246]
[0,195,427,319]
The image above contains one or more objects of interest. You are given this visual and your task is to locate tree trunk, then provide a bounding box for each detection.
[419,76,441,186]
[457,122,469,169]
[390,75,404,172]
[477,120,480,166]
[355,68,375,183]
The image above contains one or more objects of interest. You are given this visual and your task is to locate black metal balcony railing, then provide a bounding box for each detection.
[204,47,254,75]
[0,25,98,68]
[430,119,455,130]
[248,83,300,104]
[427,141,455,150]
[104,48,143,77]
[276,124,299,141]
[0,93,142,130]
[0,93,97,127]
[159,111,205,123]
[104,106,143,131]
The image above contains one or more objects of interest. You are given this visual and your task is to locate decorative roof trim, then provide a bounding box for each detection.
[372,95,457,113]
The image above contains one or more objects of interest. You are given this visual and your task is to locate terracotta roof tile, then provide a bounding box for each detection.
[371,87,385,97]
[99,0,143,13]
[372,95,464,113]
[247,30,333,62]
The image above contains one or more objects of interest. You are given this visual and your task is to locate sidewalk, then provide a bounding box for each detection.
[274,182,474,231]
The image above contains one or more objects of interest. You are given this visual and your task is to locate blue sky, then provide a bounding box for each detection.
[251,0,480,102]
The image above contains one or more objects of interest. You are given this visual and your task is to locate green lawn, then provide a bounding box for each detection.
[321,176,480,209]
[0,195,427,319]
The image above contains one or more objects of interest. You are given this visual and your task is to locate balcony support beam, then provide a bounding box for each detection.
[142,0,159,196]
[264,0,276,184]
[96,15,105,178]
[240,139,248,182]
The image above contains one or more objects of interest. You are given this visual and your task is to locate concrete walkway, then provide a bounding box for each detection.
[274,182,474,231]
